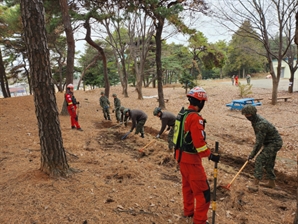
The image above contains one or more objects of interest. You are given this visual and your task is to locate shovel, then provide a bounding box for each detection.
[109,123,122,129]
[121,131,131,140]
[219,160,249,190]
[212,142,219,224]
[138,140,156,153]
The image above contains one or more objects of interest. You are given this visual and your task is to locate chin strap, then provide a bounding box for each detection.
[188,97,205,111]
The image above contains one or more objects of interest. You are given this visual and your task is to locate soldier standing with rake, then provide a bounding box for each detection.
[99,91,111,120]
[112,94,121,123]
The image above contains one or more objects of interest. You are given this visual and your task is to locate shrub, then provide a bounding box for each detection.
[238,82,253,98]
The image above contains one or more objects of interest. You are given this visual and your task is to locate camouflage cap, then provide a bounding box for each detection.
[112,93,117,97]
[120,106,125,112]
[241,105,257,115]
[153,107,162,116]
[123,108,130,114]
[100,91,104,95]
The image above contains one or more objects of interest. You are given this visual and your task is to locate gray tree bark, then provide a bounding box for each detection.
[84,17,110,97]
[20,0,71,177]
[294,13,298,224]
[59,0,75,115]
[0,49,10,98]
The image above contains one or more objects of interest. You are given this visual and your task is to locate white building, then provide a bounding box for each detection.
[272,59,298,79]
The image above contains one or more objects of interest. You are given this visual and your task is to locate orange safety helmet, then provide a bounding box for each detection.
[67,83,74,89]
[186,86,208,101]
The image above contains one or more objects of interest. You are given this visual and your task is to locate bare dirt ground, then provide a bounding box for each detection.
[0,78,297,224]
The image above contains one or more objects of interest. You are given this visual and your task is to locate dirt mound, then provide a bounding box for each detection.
[0,79,297,223]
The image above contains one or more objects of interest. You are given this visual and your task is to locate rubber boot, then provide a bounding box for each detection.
[140,133,144,138]
[192,221,208,224]
[265,180,276,189]
[248,179,259,192]
[108,115,111,120]
[104,115,107,120]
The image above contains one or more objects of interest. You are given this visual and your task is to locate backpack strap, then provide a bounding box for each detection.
[173,107,196,163]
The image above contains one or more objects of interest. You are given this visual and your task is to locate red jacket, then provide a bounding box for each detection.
[65,92,74,107]
[175,105,211,164]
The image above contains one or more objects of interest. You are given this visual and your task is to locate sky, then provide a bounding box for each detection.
[166,17,232,45]
[74,15,232,58]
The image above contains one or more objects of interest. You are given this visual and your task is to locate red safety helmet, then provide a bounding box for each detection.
[67,83,74,89]
[187,86,208,101]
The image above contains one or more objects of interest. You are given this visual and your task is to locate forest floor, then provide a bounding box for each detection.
[0,77,297,224]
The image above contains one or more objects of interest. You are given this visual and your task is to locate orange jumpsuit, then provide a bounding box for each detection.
[235,75,239,86]
[65,92,81,129]
[175,105,211,224]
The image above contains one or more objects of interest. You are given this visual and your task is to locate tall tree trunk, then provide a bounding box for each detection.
[22,54,32,95]
[53,44,65,92]
[59,0,75,115]
[0,49,10,98]
[120,58,129,97]
[294,12,298,224]
[84,17,110,97]
[288,76,294,93]
[267,53,278,105]
[21,0,70,177]
[59,0,74,85]
[155,20,165,109]
[295,155,298,224]
[134,57,144,100]
[295,12,298,45]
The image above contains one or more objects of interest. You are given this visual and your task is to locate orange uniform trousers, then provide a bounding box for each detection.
[67,105,80,129]
[179,162,210,224]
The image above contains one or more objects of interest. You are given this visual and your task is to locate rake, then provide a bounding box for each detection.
[219,160,249,190]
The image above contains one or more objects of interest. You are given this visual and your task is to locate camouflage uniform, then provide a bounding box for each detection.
[99,92,110,120]
[120,106,126,123]
[242,105,283,180]
[157,111,176,150]
[112,94,121,122]
[125,109,147,137]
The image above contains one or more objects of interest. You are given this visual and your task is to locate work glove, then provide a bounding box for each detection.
[248,155,254,161]
[77,102,80,105]
[156,134,160,138]
[209,153,220,163]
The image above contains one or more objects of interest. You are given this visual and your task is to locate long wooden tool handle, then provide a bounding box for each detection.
[212,142,219,224]
[228,160,249,186]
[139,140,156,152]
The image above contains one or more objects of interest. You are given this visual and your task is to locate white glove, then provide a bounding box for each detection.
[156,134,160,138]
